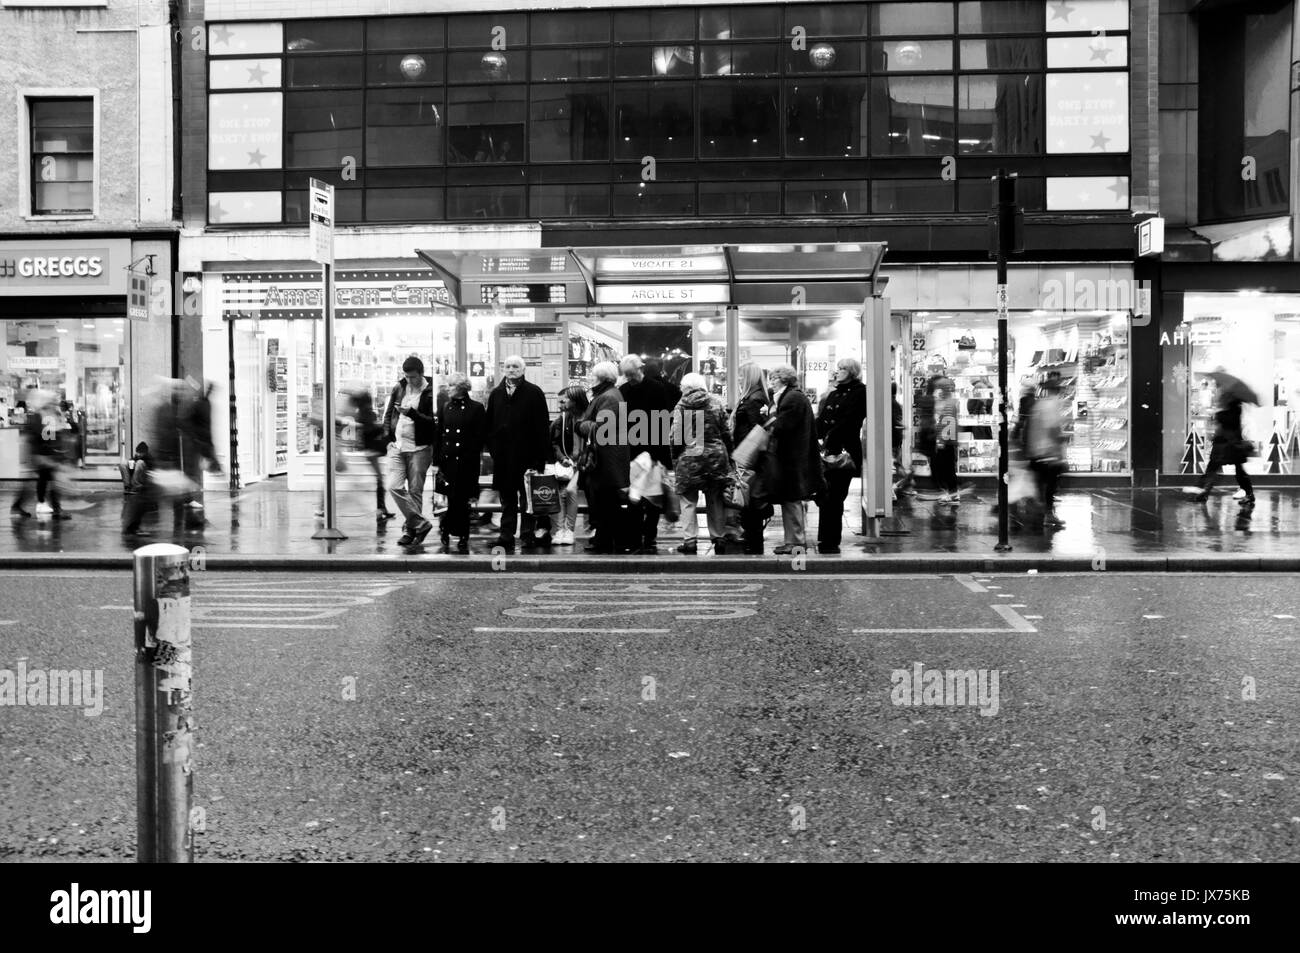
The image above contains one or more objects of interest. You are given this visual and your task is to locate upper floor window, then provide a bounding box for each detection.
[30,98,94,216]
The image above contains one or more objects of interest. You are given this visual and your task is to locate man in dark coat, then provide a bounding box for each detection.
[485,355,551,550]
[814,358,866,553]
[763,364,824,554]
[578,361,633,554]
[619,354,675,553]
[644,357,682,414]
[381,357,439,547]
[436,373,486,553]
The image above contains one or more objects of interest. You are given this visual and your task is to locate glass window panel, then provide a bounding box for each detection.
[786,78,869,156]
[285,20,363,52]
[530,85,610,162]
[784,41,870,74]
[613,83,694,159]
[958,74,1043,153]
[530,183,611,217]
[782,5,870,38]
[871,3,954,35]
[35,155,92,181]
[614,9,695,43]
[699,6,781,39]
[285,90,363,167]
[785,181,869,214]
[368,52,444,85]
[699,181,780,214]
[367,17,444,50]
[286,187,363,222]
[615,45,697,78]
[447,86,526,163]
[958,176,1044,210]
[366,87,444,166]
[699,43,780,76]
[31,100,93,153]
[1047,35,1127,69]
[870,77,955,154]
[1045,175,1128,209]
[206,190,281,223]
[447,14,527,49]
[872,179,954,212]
[1046,72,1127,152]
[532,11,610,45]
[700,82,780,157]
[449,50,524,83]
[209,22,282,56]
[209,92,284,170]
[1045,0,1129,34]
[33,181,94,214]
[531,48,611,81]
[447,185,525,218]
[365,187,444,221]
[612,182,696,217]
[874,40,954,71]
[286,55,363,87]
[958,1,1044,33]
[960,38,1043,69]
[210,58,283,90]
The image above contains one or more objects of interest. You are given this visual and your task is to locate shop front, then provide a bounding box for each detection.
[0,238,170,481]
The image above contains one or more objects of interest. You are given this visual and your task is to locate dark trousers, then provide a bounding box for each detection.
[1030,459,1064,515]
[440,485,473,539]
[14,462,60,512]
[1199,460,1253,497]
[498,480,534,541]
[637,499,661,545]
[589,486,632,552]
[932,445,958,494]
[122,479,185,533]
[740,505,767,553]
[818,468,855,547]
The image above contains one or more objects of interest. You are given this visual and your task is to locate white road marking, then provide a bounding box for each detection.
[1274,614,1296,620]
[1143,614,1165,620]
[474,627,670,634]
[996,594,1015,599]
[193,623,338,630]
[0,620,17,626]
[953,574,987,593]
[1023,615,1043,620]
[854,603,1037,634]
[1010,604,1027,608]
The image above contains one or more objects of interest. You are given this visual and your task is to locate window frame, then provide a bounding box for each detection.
[20,89,99,220]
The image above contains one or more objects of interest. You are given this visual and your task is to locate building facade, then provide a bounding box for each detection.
[178,0,1155,489]
[0,0,178,480]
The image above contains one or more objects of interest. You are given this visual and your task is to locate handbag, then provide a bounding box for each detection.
[821,450,854,471]
[732,425,770,470]
[723,466,751,510]
[659,470,681,522]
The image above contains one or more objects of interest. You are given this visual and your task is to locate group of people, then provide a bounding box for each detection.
[355,353,887,555]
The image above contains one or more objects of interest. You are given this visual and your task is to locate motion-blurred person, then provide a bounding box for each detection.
[763,364,824,554]
[891,382,913,496]
[348,386,396,525]
[1191,368,1258,509]
[643,356,682,415]
[578,361,632,554]
[1026,377,1068,528]
[436,373,486,554]
[931,377,960,504]
[122,379,196,537]
[11,390,69,521]
[382,357,438,548]
[181,380,220,527]
[731,362,772,554]
[549,384,589,546]
[814,357,866,554]
[620,354,675,554]
[670,373,734,554]
[485,355,551,551]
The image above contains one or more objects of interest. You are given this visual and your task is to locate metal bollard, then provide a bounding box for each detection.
[133,543,195,863]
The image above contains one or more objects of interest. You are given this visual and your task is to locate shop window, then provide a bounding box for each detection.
[612,181,696,217]
[699,181,781,215]
[699,82,780,157]
[870,77,955,155]
[781,5,870,39]
[29,98,94,216]
[286,56,363,88]
[783,40,870,74]
[698,43,781,77]
[449,50,526,83]
[446,185,524,219]
[286,186,363,223]
[365,88,444,166]
[957,74,1043,153]
[529,86,611,162]
[958,1,1044,34]
[366,17,444,51]
[786,79,869,157]
[531,48,611,82]
[615,45,698,78]
[613,9,695,43]
[958,176,1045,211]
[367,51,445,86]
[873,179,954,213]
[873,40,954,72]
[530,183,611,217]
[286,20,364,53]
[447,86,526,163]
[700,6,781,40]
[785,181,869,214]
[871,3,954,35]
[285,90,363,168]
[613,83,694,159]
[532,11,611,45]
[960,38,1043,70]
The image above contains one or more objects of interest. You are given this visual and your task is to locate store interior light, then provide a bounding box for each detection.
[699,319,715,333]
[83,323,95,329]
[56,328,67,333]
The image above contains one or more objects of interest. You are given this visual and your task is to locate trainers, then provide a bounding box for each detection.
[1239,495,1256,509]
[35,503,53,516]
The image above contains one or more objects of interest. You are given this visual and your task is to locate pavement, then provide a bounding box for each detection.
[1,478,1298,571]
[2,570,1296,862]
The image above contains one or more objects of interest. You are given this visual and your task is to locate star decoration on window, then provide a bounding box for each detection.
[1049,1,1076,22]
[1107,177,1127,200]
[209,200,228,223]
[1089,42,1113,62]
[247,148,267,167]
[1090,131,1112,150]
[246,63,269,85]
[211,25,234,47]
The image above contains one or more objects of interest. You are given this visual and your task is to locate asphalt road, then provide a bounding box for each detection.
[1,570,1297,862]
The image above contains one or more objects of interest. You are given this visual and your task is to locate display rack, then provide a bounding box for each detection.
[566,321,621,396]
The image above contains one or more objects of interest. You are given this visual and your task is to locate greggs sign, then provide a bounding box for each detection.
[0,239,130,296]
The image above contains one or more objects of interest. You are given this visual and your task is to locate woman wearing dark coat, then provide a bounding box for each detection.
[436,373,487,553]
[484,356,552,549]
[814,358,867,553]
[577,362,633,554]
[762,364,824,554]
[1192,375,1255,508]
[732,362,772,554]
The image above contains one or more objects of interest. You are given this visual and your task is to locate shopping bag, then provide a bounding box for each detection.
[723,466,751,510]
[732,426,770,470]
[659,470,681,522]
[150,468,199,499]
[524,470,561,515]
[628,452,664,504]
[1007,458,1035,503]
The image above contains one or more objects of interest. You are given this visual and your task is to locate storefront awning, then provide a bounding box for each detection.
[414,242,888,314]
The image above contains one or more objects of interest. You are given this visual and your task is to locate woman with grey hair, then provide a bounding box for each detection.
[435,371,486,553]
[814,356,866,553]
[670,372,734,554]
[577,361,633,553]
[761,363,824,554]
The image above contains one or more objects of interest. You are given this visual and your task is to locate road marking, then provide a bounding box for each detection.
[1143,614,1165,620]
[194,623,338,630]
[854,603,1037,634]
[953,574,987,593]
[1010,604,1027,608]
[1274,614,1295,620]
[502,581,762,622]
[474,627,670,634]
[996,593,1015,599]
[1023,615,1043,620]
[0,620,17,626]
[97,605,134,611]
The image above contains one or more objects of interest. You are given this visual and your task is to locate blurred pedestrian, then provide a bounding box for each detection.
[485,355,552,551]
[577,361,632,554]
[382,357,438,548]
[436,373,486,554]
[1026,377,1068,528]
[549,384,589,546]
[11,390,69,521]
[123,379,193,537]
[931,377,960,504]
[180,379,219,528]
[763,364,824,554]
[814,357,866,554]
[620,354,675,554]
[670,373,734,554]
[643,356,682,415]
[1192,368,1257,508]
[348,386,396,525]
[731,362,772,554]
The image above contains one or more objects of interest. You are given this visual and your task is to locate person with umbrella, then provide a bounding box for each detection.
[1190,368,1257,508]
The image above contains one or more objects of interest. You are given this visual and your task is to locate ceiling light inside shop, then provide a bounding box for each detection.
[83,323,94,329]
[56,328,67,333]
[699,320,715,333]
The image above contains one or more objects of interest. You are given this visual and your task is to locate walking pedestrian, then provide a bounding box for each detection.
[485,355,552,551]
[670,373,734,554]
[814,357,866,553]
[577,361,632,554]
[1026,377,1068,528]
[436,373,486,553]
[382,357,438,548]
[931,377,960,504]
[731,362,773,554]
[349,387,396,525]
[763,364,824,554]
[11,390,69,521]
[549,384,589,546]
[1192,368,1257,508]
[619,354,675,554]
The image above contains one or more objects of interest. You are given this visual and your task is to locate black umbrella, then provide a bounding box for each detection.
[1205,369,1260,406]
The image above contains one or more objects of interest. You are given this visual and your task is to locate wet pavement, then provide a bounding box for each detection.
[2,571,1296,862]
[2,477,1298,563]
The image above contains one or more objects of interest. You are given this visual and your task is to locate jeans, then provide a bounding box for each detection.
[14,461,60,513]
[387,446,432,532]
[680,487,726,542]
[556,481,580,534]
[932,444,958,494]
[780,501,807,547]
[817,469,854,547]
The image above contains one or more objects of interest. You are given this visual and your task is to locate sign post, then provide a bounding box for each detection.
[309,178,345,541]
[991,170,1022,553]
